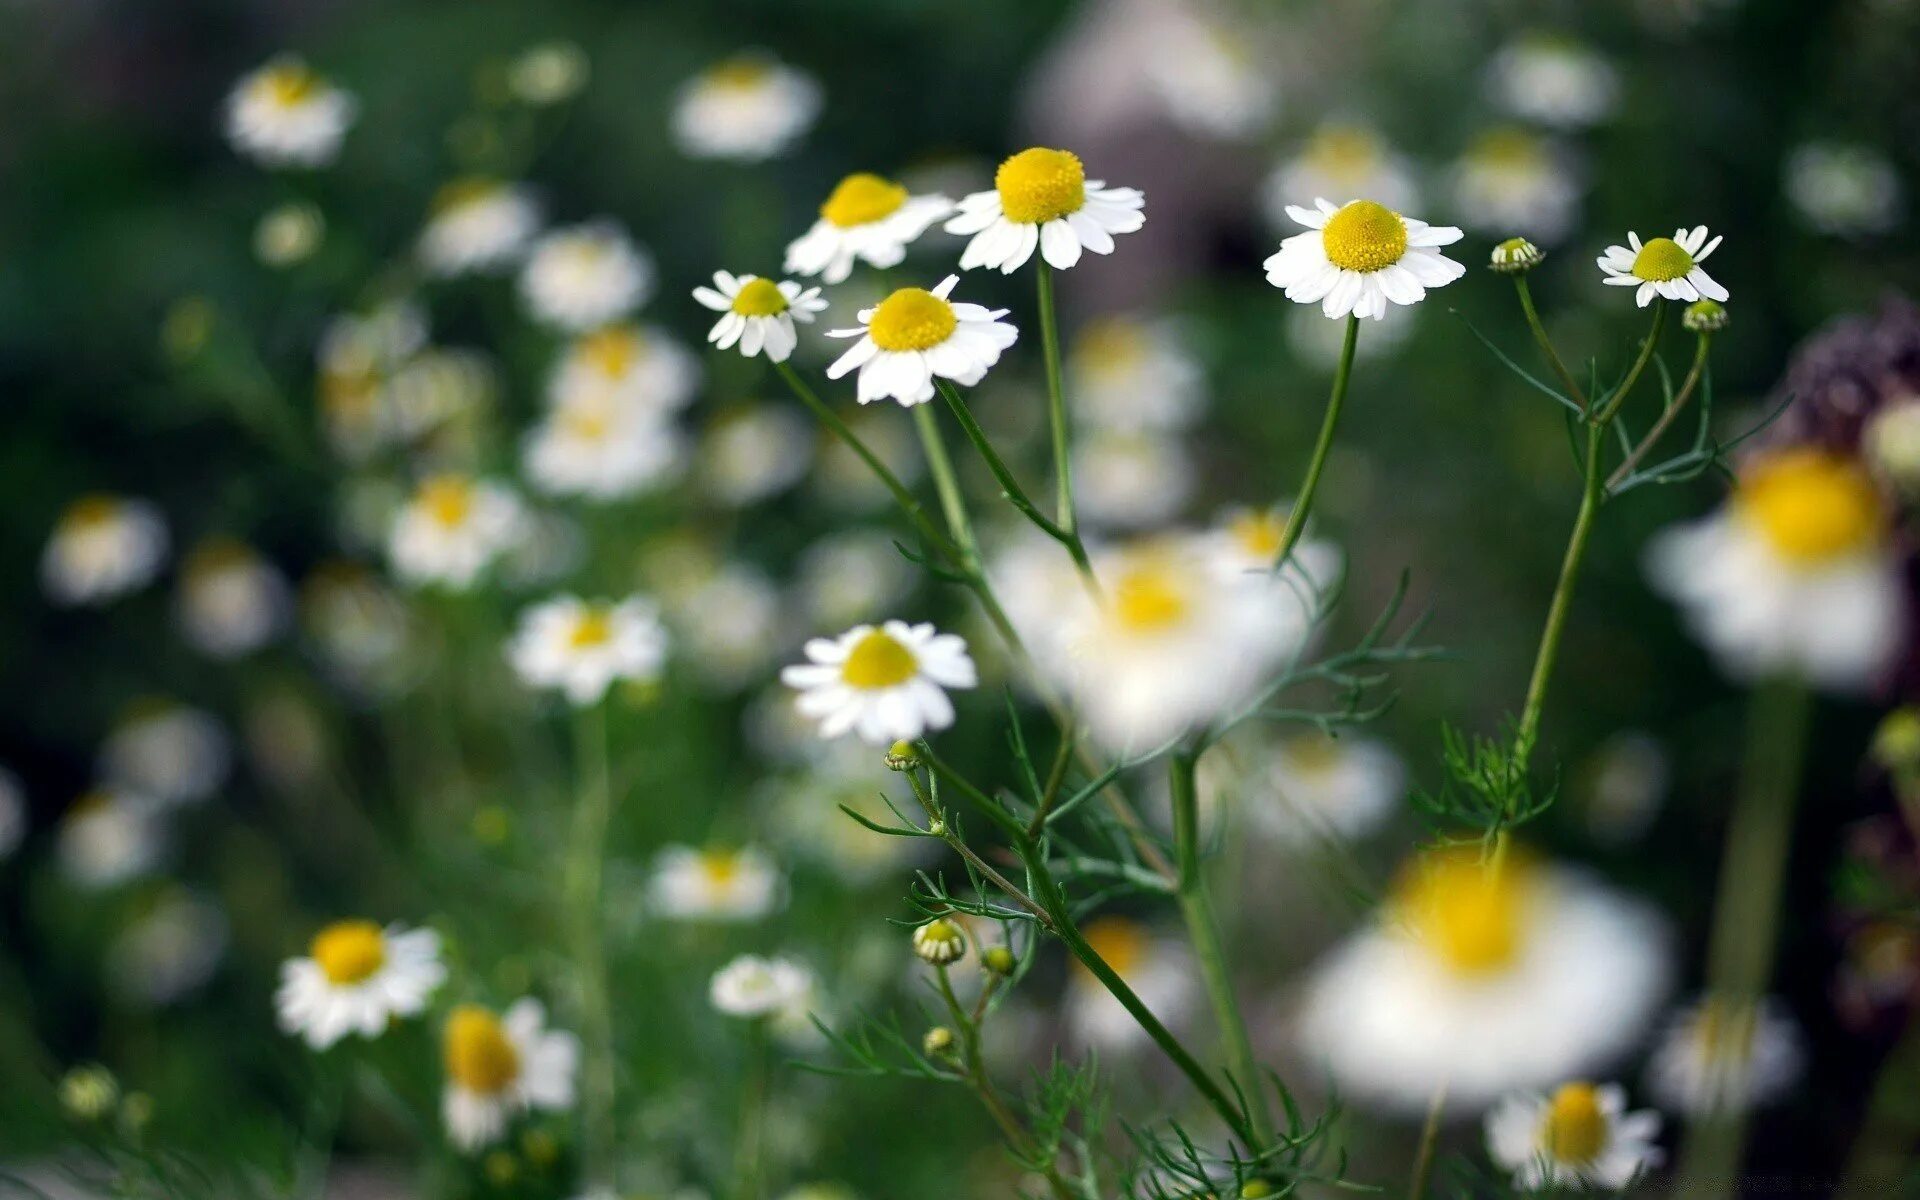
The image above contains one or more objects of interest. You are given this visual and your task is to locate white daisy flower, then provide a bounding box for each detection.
[57,790,166,890]
[780,619,978,745]
[1450,127,1583,246]
[1264,198,1466,321]
[419,178,541,276]
[299,562,412,695]
[1597,225,1729,307]
[1296,850,1672,1112]
[0,768,25,862]
[649,845,784,921]
[785,173,954,284]
[671,53,821,162]
[523,394,683,501]
[1485,34,1620,129]
[1066,316,1205,432]
[520,222,653,332]
[1142,10,1277,140]
[1645,449,1904,691]
[1485,1082,1664,1192]
[823,275,1018,407]
[1200,503,1343,583]
[1239,731,1404,846]
[1262,123,1420,230]
[42,494,168,606]
[699,406,815,506]
[692,271,827,364]
[108,890,229,1007]
[1072,430,1194,529]
[665,564,787,690]
[1645,995,1802,1117]
[176,537,290,658]
[387,474,525,590]
[1065,917,1195,1050]
[224,57,356,168]
[1784,141,1904,238]
[710,954,814,1019]
[442,1000,580,1152]
[506,595,668,705]
[253,202,324,267]
[99,702,230,807]
[275,920,445,1049]
[549,325,700,419]
[945,147,1145,273]
[795,530,915,628]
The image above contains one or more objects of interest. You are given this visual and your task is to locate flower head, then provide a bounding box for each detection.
[780,619,978,745]
[419,178,541,276]
[1646,995,1802,1117]
[693,271,827,364]
[520,222,653,332]
[42,494,168,606]
[912,917,969,965]
[649,845,783,921]
[507,595,668,705]
[177,537,290,658]
[224,57,356,167]
[1597,226,1728,307]
[710,954,814,1019]
[387,474,526,589]
[523,392,683,501]
[1485,1082,1663,1191]
[1683,299,1729,334]
[441,999,580,1151]
[823,276,1018,407]
[1262,123,1419,230]
[1265,198,1466,320]
[1451,128,1582,246]
[1067,316,1205,432]
[671,53,821,162]
[275,920,445,1049]
[99,701,231,807]
[785,173,954,284]
[945,147,1145,272]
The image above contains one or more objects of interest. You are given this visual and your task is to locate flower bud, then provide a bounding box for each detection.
[1489,237,1544,274]
[913,917,968,965]
[60,1065,118,1121]
[885,740,922,772]
[1241,1182,1275,1199]
[1683,298,1729,333]
[1873,707,1920,773]
[982,945,1017,976]
[922,1025,955,1056]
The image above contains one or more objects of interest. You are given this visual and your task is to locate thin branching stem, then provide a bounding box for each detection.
[1513,277,1587,410]
[1606,333,1712,492]
[1036,264,1076,537]
[1269,315,1358,573]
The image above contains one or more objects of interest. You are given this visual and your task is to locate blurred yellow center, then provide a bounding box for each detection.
[707,58,771,90]
[1737,450,1881,564]
[433,177,501,214]
[700,851,742,887]
[560,402,614,441]
[1281,734,1345,776]
[1081,916,1148,978]
[1396,850,1530,976]
[841,629,918,688]
[1322,200,1408,273]
[1111,563,1191,632]
[1470,128,1548,173]
[444,1006,520,1094]
[1631,237,1694,282]
[1540,1083,1607,1164]
[65,495,121,530]
[568,607,614,649]
[995,147,1086,224]
[419,476,474,527]
[261,63,320,107]
[578,327,641,377]
[1076,317,1147,372]
[1228,510,1287,559]
[821,173,909,228]
[730,278,789,317]
[1306,126,1381,177]
[868,288,957,351]
[310,920,386,985]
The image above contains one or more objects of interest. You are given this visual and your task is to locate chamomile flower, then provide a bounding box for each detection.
[1450,128,1583,246]
[823,276,1018,407]
[1597,226,1729,307]
[693,272,827,364]
[786,173,954,284]
[1485,35,1620,129]
[549,325,700,419]
[254,202,324,266]
[523,394,683,501]
[1645,448,1905,690]
[506,595,668,705]
[387,474,525,590]
[176,537,291,658]
[1142,8,1277,140]
[1065,917,1195,1050]
[224,57,356,167]
[99,702,231,807]
[1241,731,1404,846]
[508,41,589,106]
[419,179,541,276]
[42,494,169,606]
[671,53,821,162]
[1201,503,1342,583]
[1072,430,1194,529]
[700,406,815,505]
[1646,995,1802,1116]
[710,954,815,1019]
[1296,850,1671,1111]
[109,890,229,1007]
[520,223,653,332]
[1485,1082,1663,1192]
[780,620,978,745]
[442,1000,580,1152]
[795,531,915,628]
[1262,123,1420,228]
[649,845,784,921]
[1067,316,1205,432]
[667,564,787,690]
[946,148,1145,273]
[1264,198,1466,321]
[57,790,166,890]
[275,920,445,1049]
[1784,141,1904,238]
[300,562,412,694]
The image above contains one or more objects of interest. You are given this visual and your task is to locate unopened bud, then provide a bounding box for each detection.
[1682,298,1729,334]
[885,740,922,772]
[913,917,968,965]
[1873,707,1920,772]
[922,1025,955,1056]
[1489,237,1543,274]
[982,945,1016,976]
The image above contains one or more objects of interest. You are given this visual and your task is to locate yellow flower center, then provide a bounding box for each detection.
[1110,562,1192,633]
[867,288,958,352]
[821,173,909,228]
[432,177,501,214]
[1395,849,1532,977]
[444,1005,521,1094]
[185,537,254,582]
[1737,449,1882,564]
[1228,509,1287,559]
[840,629,919,689]
[1470,128,1547,173]
[1540,1083,1608,1165]
[729,278,789,317]
[995,147,1087,224]
[578,327,642,377]
[699,851,742,887]
[261,62,321,107]
[1306,126,1382,179]
[568,606,615,648]
[1280,734,1345,777]
[1630,236,1695,282]
[1080,916,1148,979]
[706,57,772,91]
[1321,200,1409,273]
[64,495,122,530]
[1691,997,1758,1062]
[309,919,387,986]
[418,476,475,528]
[559,401,615,442]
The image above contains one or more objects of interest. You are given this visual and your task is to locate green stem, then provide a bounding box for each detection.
[1606,333,1712,492]
[1405,1081,1448,1200]
[1269,315,1358,572]
[567,703,617,1188]
[1170,750,1275,1146]
[1514,277,1587,410]
[1836,1014,1920,1200]
[1512,421,1607,770]
[1593,300,1667,426]
[1676,676,1812,1199]
[1036,265,1076,536]
[733,1017,769,1200]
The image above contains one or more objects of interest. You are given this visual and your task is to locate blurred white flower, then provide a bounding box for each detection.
[1065,917,1194,1050]
[1286,296,1416,368]
[57,790,166,890]
[667,564,786,690]
[1142,7,1277,140]
[524,394,683,501]
[521,223,653,332]
[672,53,821,162]
[1262,124,1420,229]
[946,147,1145,273]
[508,41,590,106]
[442,1000,580,1151]
[781,620,978,745]
[42,494,168,606]
[508,595,668,705]
[710,954,814,1019]
[1584,731,1670,845]
[825,276,1019,406]
[701,407,814,506]
[99,702,230,807]
[1449,127,1583,246]
[1485,1082,1663,1191]
[387,474,525,590]
[649,845,784,921]
[1296,851,1671,1111]
[1067,316,1204,432]
[693,272,828,364]
[419,179,541,276]
[253,202,324,266]
[1646,995,1802,1116]
[224,57,356,167]
[786,174,954,284]
[1784,141,1903,237]
[176,537,290,658]
[796,531,914,628]
[387,347,497,445]
[276,920,445,1049]
[1228,731,1403,846]
[1265,198,1466,321]
[109,890,229,1007]
[1646,448,1904,691]
[1199,502,1341,582]
[550,325,700,419]
[1598,226,1728,307]
[300,562,412,694]
[1072,430,1193,529]
[1485,35,1620,129]
[320,301,429,379]
[0,768,24,861]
